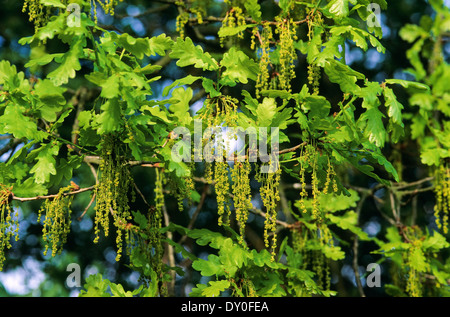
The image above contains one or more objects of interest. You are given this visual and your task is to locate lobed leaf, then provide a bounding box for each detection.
[169,37,219,71]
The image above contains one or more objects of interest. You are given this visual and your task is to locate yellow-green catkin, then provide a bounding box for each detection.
[215,158,231,226]
[175,0,209,39]
[323,157,338,196]
[176,9,189,39]
[434,163,449,234]
[149,203,166,296]
[94,135,134,261]
[298,147,308,214]
[231,159,253,246]
[220,5,246,47]
[37,184,76,257]
[319,224,333,290]
[259,165,281,261]
[0,185,18,271]
[200,95,239,129]
[304,145,320,221]
[91,0,123,24]
[307,64,321,95]
[176,159,196,212]
[306,9,324,95]
[298,145,323,221]
[275,16,298,92]
[154,168,165,216]
[22,0,52,32]
[291,223,308,269]
[96,0,122,16]
[405,240,423,297]
[150,168,165,277]
[256,22,274,98]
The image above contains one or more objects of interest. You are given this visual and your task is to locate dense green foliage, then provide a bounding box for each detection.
[0,0,449,297]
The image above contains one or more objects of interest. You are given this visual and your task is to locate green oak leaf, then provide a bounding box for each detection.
[192,254,223,277]
[220,47,259,85]
[48,37,84,86]
[94,98,123,135]
[326,0,357,19]
[359,107,386,148]
[324,59,364,93]
[148,33,174,56]
[29,143,59,184]
[0,105,47,141]
[169,37,219,71]
[201,280,230,297]
[255,97,276,127]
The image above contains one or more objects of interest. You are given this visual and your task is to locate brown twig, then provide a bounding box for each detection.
[178,184,209,245]
[162,201,176,296]
[352,192,369,297]
[188,16,308,26]
[78,192,96,220]
[133,182,151,207]
[12,185,96,202]
[114,4,171,19]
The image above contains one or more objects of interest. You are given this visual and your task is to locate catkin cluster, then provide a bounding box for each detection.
[200,96,255,247]
[94,135,134,261]
[0,185,18,271]
[404,239,424,297]
[215,159,232,226]
[199,96,239,130]
[91,0,123,24]
[152,169,166,292]
[275,17,298,92]
[23,0,123,30]
[94,0,122,16]
[255,22,274,98]
[231,160,253,245]
[220,6,246,46]
[176,9,190,39]
[154,168,165,216]
[307,64,321,95]
[22,0,51,31]
[257,165,281,260]
[199,95,238,184]
[434,163,449,234]
[175,0,210,39]
[37,183,76,257]
[291,222,332,291]
[306,9,324,95]
[167,162,195,213]
[298,145,338,221]
[291,224,306,256]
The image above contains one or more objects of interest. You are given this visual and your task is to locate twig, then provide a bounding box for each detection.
[390,191,400,225]
[352,192,368,297]
[178,184,209,245]
[78,192,96,220]
[70,87,89,148]
[86,161,98,184]
[83,155,162,168]
[279,142,307,155]
[411,194,417,226]
[162,201,176,296]
[397,186,435,196]
[187,16,308,26]
[12,186,96,202]
[392,176,434,189]
[114,4,171,19]
[133,182,151,207]
[248,205,291,229]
